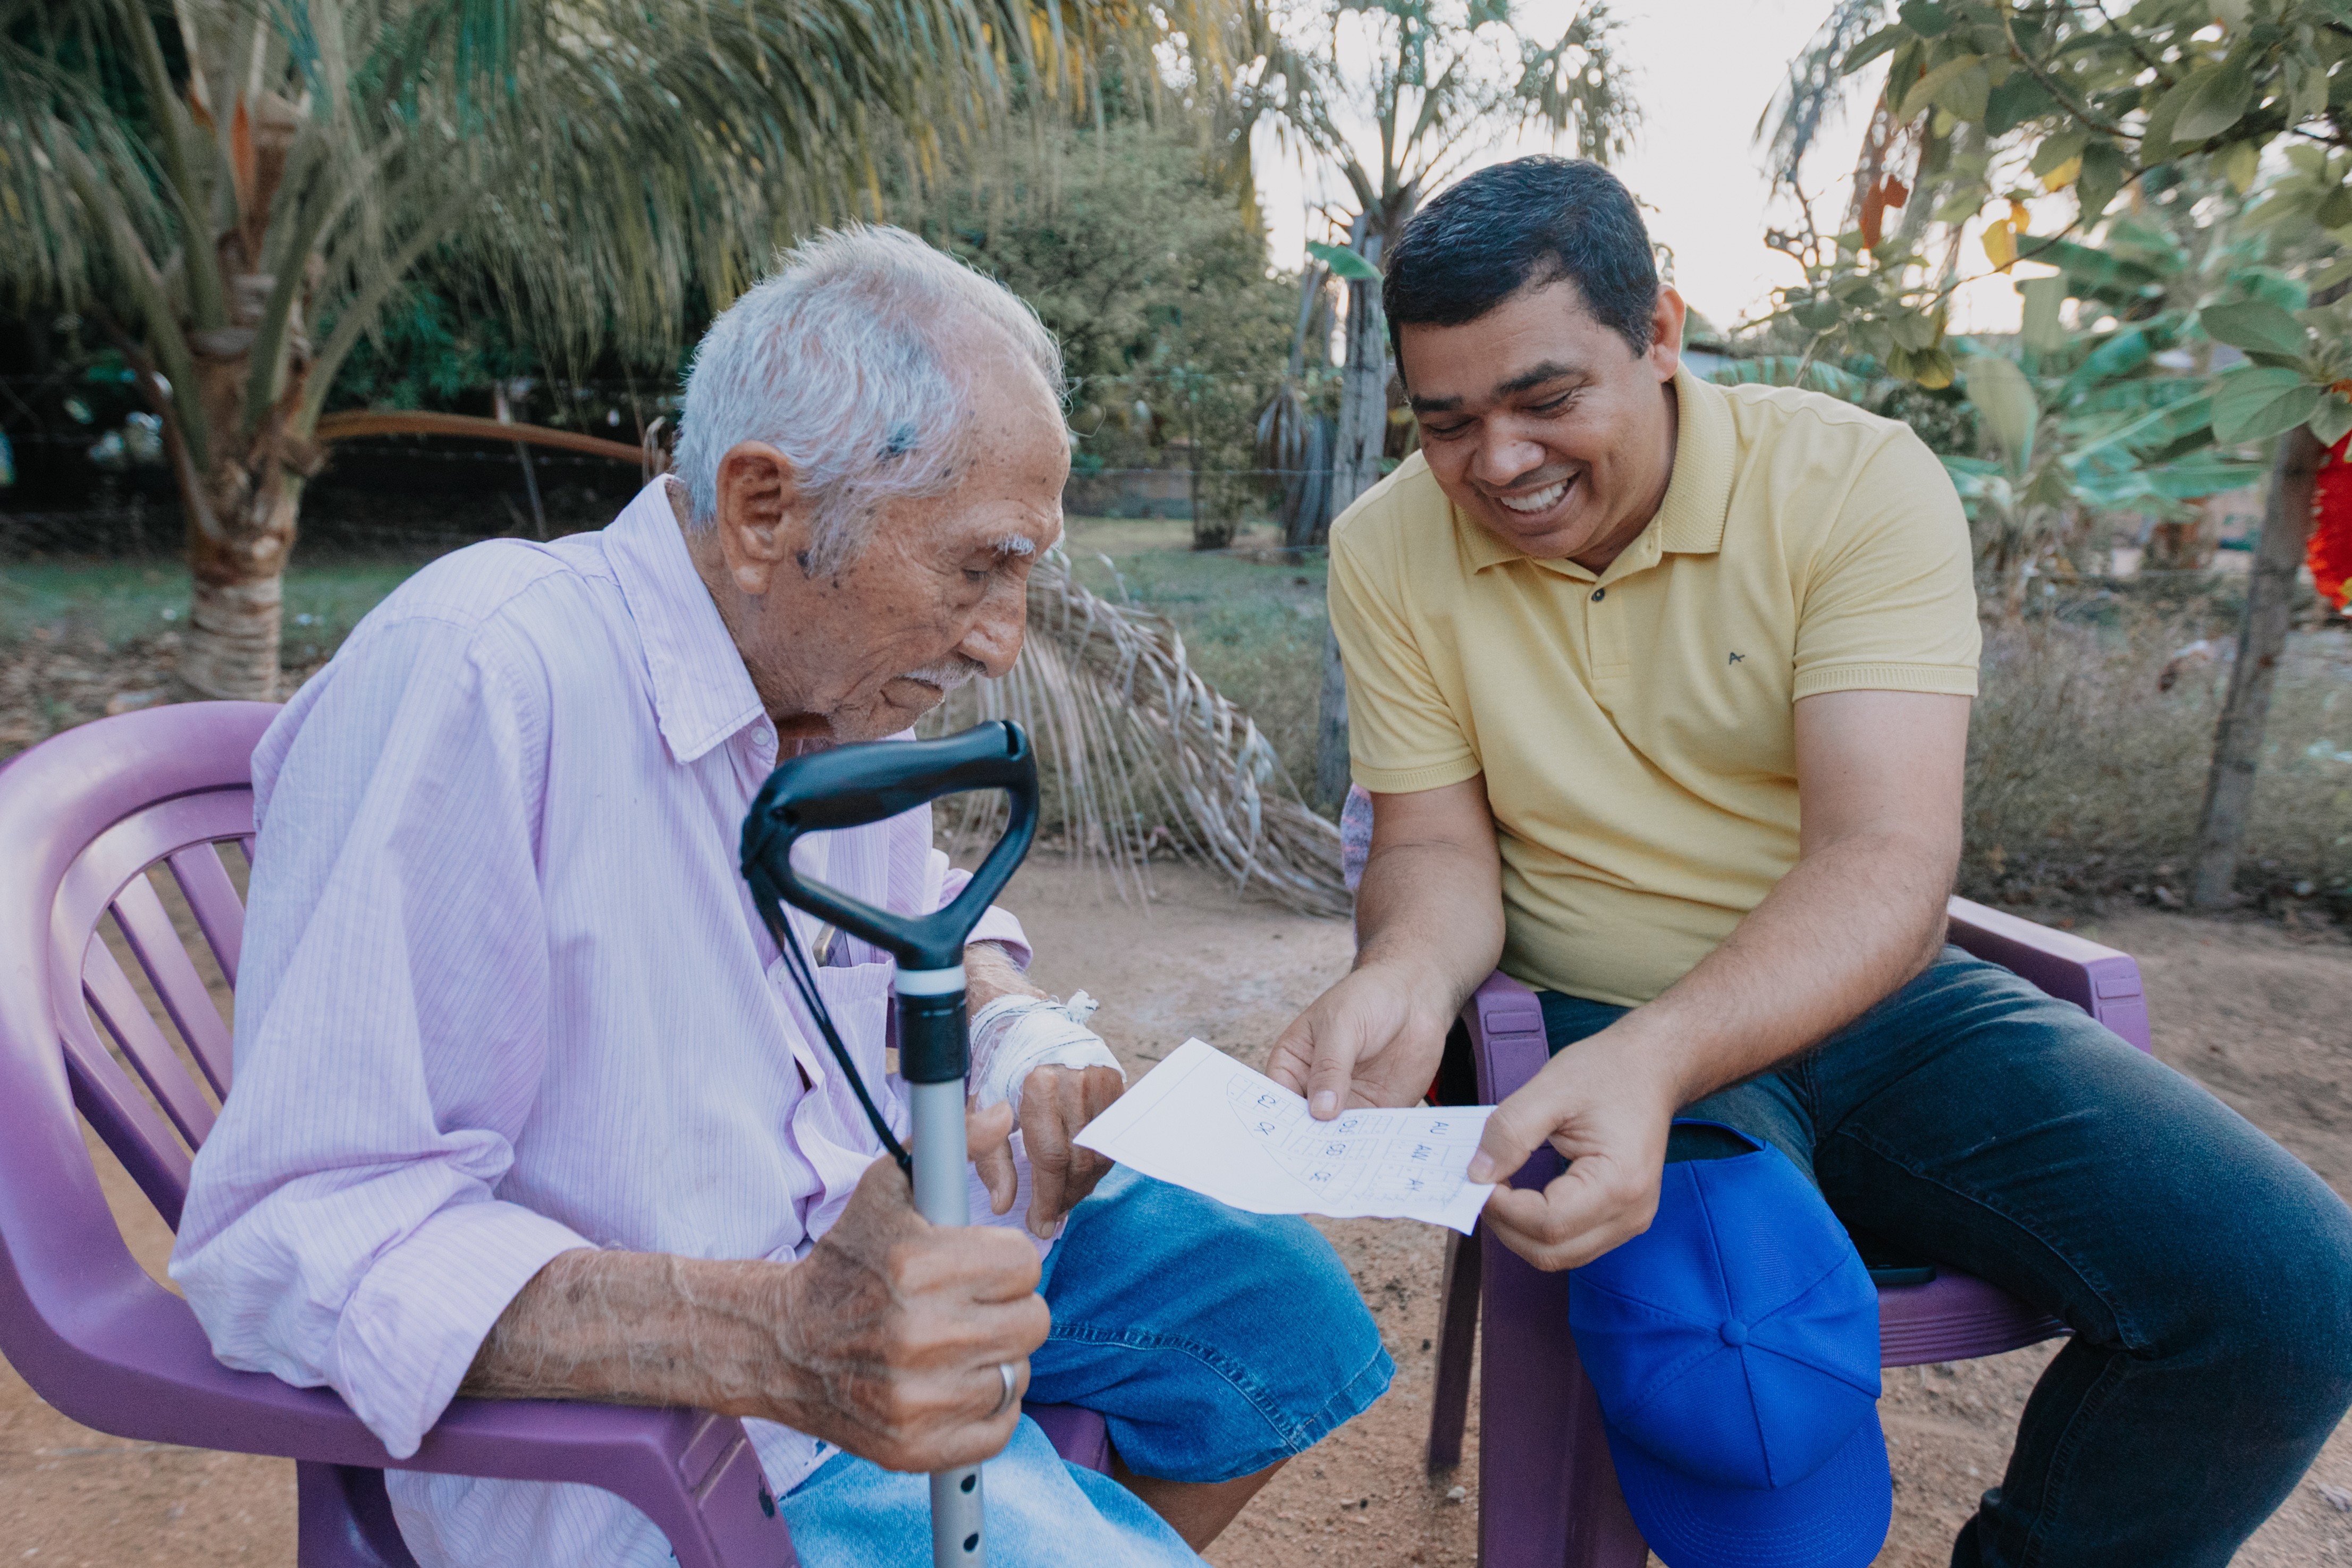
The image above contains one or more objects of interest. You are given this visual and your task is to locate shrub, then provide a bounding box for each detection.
[1965,593,2352,911]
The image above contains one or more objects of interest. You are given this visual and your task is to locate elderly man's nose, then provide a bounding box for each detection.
[960,595,1025,678]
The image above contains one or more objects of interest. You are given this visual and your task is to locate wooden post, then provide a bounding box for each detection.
[2189,424,2322,907]
[494,382,548,540]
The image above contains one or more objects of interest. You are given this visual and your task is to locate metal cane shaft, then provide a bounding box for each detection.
[905,988,985,1568]
[911,1077,972,1226]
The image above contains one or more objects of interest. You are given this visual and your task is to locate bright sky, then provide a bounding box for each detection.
[1253,0,2029,336]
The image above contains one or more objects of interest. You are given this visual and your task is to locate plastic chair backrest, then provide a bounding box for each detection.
[0,703,280,1400]
[56,770,252,1226]
[0,706,808,1568]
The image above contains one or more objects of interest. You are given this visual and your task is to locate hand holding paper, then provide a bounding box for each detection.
[1073,1039,1497,1234]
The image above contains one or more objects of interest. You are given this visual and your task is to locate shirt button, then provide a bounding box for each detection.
[1590,588,1606,602]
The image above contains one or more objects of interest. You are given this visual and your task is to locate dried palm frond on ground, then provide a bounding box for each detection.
[928,550,1350,916]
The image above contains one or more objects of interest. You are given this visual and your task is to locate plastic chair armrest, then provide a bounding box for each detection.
[1023,1403,1111,1474]
[1461,972,1547,1104]
[6,1286,790,1568]
[415,1400,791,1568]
[1944,896,2151,1053]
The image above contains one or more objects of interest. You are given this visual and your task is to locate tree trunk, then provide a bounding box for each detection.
[1283,416,1334,550]
[180,454,301,702]
[165,91,310,702]
[1314,619,1351,810]
[1313,223,1390,807]
[2189,425,2320,908]
[1327,233,1390,534]
[164,324,306,702]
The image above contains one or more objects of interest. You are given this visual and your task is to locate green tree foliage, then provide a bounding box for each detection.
[328,283,540,412]
[1766,0,2352,904]
[1767,0,2352,427]
[891,119,1300,546]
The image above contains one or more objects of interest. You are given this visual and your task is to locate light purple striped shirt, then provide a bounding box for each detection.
[172,480,1033,1567]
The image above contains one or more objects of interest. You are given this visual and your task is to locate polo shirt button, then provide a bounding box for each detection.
[1590,588,1605,602]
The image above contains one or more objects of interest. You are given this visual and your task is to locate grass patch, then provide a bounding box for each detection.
[9,525,2346,917]
[0,555,429,659]
[0,551,438,754]
[1063,518,1329,793]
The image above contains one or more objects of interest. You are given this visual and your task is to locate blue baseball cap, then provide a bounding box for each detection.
[1568,1123,1889,1568]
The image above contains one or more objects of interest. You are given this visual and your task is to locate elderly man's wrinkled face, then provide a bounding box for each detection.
[684,358,1068,744]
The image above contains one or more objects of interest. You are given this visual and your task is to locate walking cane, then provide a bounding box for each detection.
[740,720,1040,1568]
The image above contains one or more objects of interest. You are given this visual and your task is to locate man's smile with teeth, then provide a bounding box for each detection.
[1497,475,1574,513]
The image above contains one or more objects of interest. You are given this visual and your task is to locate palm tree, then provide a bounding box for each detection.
[1237,0,1637,802]
[2,0,1179,698]
[1259,0,1636,518]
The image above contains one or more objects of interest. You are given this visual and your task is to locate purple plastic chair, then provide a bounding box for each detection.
[1335,785,2155,1567]
[0,702,1109,1568]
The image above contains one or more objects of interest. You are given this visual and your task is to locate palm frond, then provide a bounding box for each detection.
[0,1,182,316]
[1756,0,1890,188]
[11,0,1230,446]
[929,551,1350,917]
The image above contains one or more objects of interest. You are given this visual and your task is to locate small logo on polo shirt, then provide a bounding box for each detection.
[1727,652,1746,665]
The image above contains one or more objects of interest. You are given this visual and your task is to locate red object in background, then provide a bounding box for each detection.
[2312,432,2352,610]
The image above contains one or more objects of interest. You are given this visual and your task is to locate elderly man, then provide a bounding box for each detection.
[173,226,1390,1568]
[1272,156,2352,1566]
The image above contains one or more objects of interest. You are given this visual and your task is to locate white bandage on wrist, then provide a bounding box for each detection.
[968,990,1124,1119]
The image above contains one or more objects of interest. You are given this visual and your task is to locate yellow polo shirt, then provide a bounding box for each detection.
[1329,364,1980,1007]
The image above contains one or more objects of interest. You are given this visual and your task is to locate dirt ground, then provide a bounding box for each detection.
[3,856,2349,1566]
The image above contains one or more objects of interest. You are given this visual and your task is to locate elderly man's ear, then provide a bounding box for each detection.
[713,441,816,595]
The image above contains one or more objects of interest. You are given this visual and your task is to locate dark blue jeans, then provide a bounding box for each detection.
[1538,946,2352,1568]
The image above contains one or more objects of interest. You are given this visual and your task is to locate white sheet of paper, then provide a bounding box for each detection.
[1074,1039,1497,1234]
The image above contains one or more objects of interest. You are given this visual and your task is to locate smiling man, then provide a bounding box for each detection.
[172,226,1389,1568]
[1270,157,2352,1566]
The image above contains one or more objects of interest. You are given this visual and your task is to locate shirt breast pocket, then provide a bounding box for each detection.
[768,955,897,1094]
[1646,592,1797,779]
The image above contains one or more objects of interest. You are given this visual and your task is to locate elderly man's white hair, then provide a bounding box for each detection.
[673,225,1066,572]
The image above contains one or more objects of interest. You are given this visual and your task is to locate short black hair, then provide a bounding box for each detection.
[1383,157,1659,366]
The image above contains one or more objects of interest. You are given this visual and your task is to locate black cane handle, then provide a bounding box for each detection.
[740,721,1039,973]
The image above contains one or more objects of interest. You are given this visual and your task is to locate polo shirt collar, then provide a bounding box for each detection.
[603,478,768,766]
[1653,362,1734,555]
[1454,360,1735,576]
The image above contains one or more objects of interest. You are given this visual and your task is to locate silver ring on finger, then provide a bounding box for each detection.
[990,1361,1019,1418]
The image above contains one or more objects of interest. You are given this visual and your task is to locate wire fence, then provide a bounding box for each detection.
[0,428,2279,591]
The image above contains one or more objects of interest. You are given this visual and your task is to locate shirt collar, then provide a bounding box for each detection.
[603,478,769,766]
[1455,360,1735,579]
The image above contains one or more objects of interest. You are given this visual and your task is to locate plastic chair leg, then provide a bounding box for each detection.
[297,1463,421,1568]
[1477,1171,1648,1568]
[1427,1225,1481,1472]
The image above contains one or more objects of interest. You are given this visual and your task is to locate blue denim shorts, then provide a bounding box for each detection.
[781,1167,1394,1566]
[784,1417,1201,1567]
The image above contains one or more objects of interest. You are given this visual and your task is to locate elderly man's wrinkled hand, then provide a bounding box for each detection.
[1016,1063,1125,1237]
[968,1097,1019,1218]
[774,1154,1049,1472]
